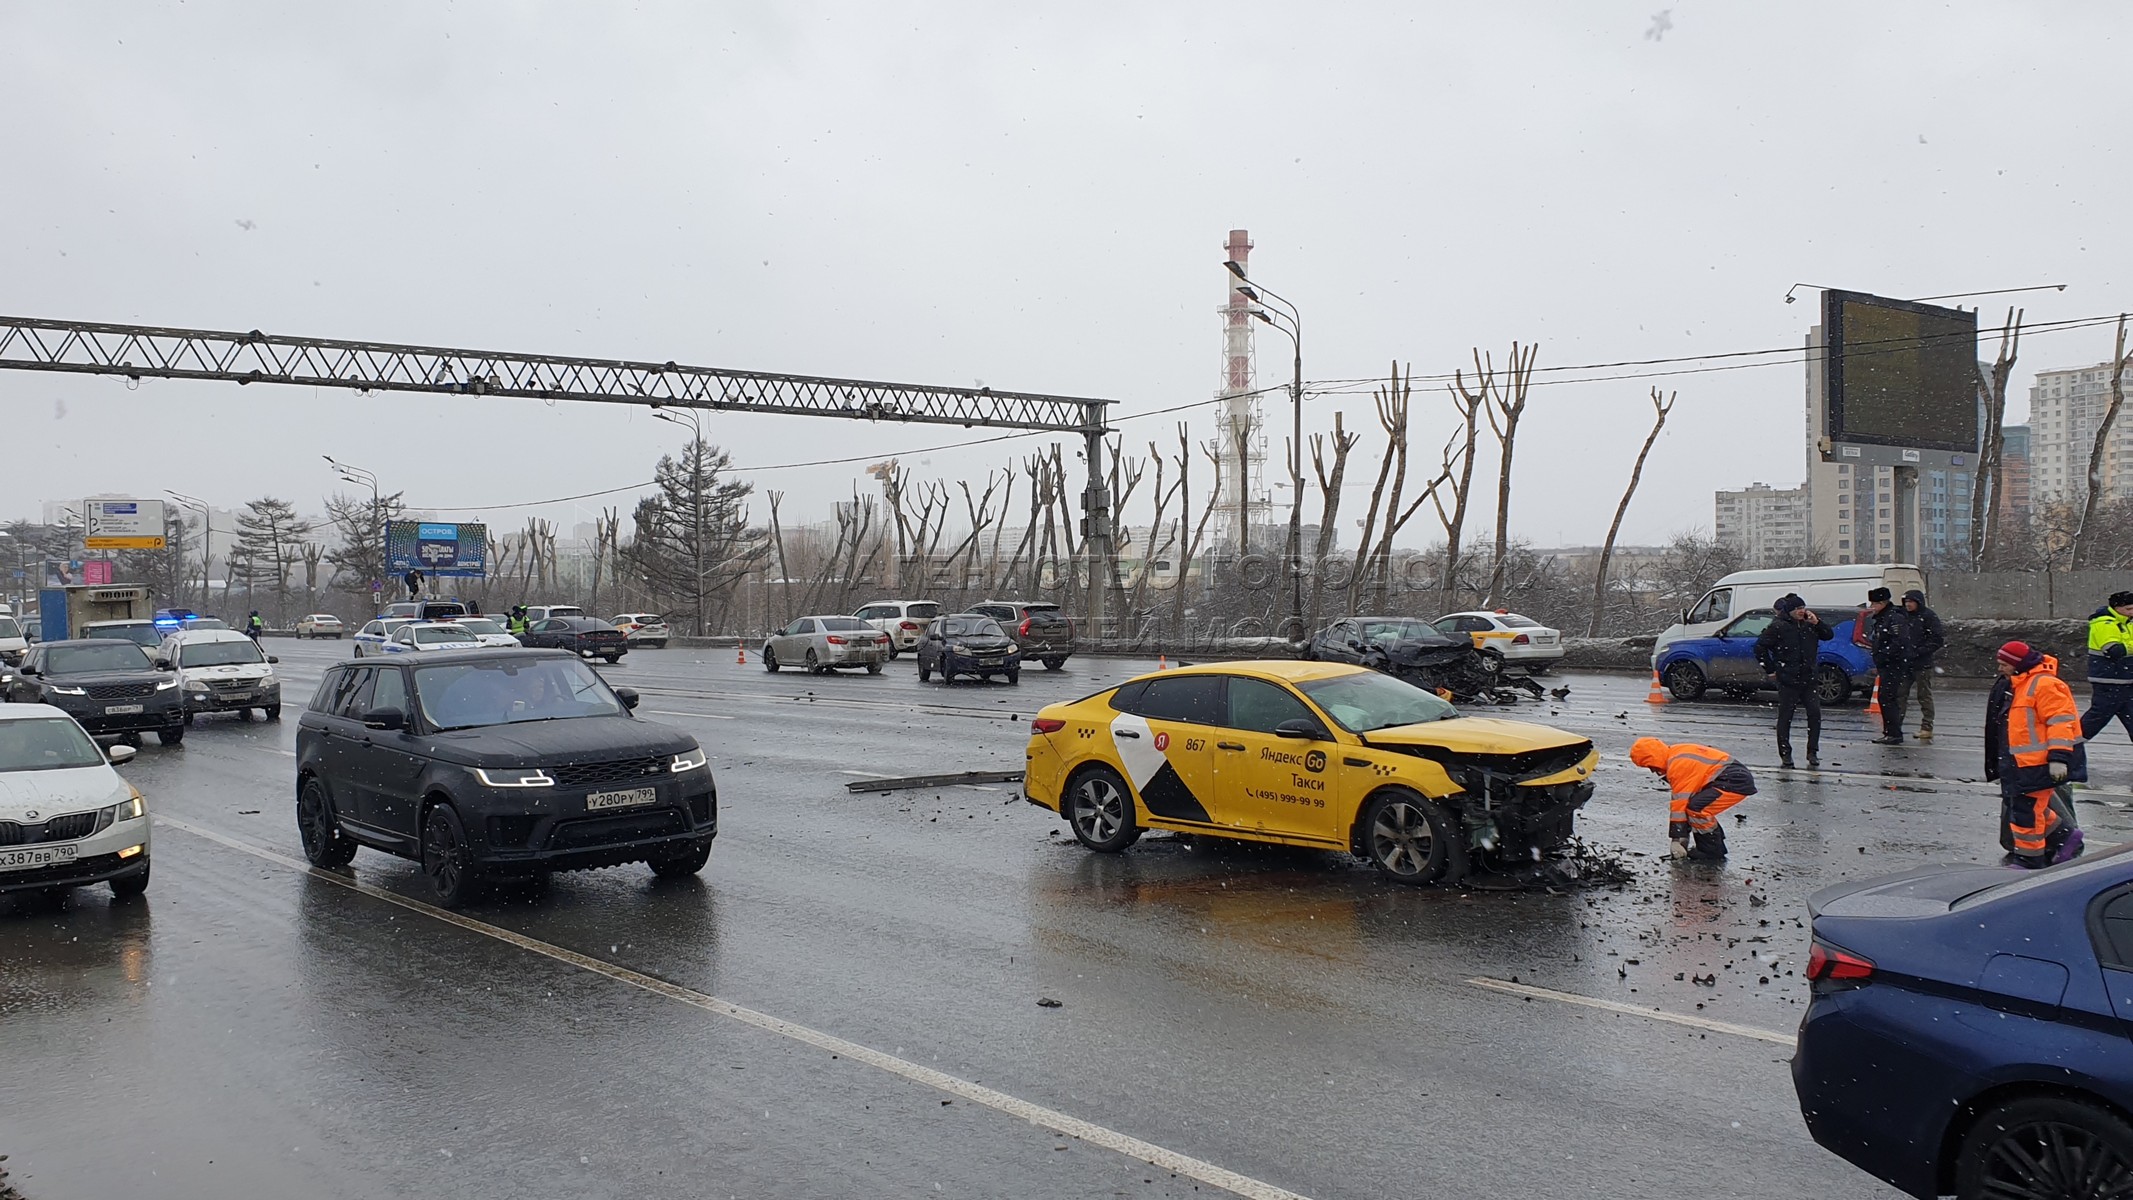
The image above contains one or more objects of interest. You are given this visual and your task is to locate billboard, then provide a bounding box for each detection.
[83,498,167,550]
[385,521,488,577]
[1822,289,1980,455]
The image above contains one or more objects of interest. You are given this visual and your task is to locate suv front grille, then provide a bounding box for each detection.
[85,682,158,700]
[0,812,100,845]
[550,756,668,789]
[548,810,685,850]
[206,679,255,692]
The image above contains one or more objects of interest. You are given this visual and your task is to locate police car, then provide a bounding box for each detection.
[1022,661,1597,886]
[1432,610,1565,672]
[351,617,416,657]
[380,622,485,654]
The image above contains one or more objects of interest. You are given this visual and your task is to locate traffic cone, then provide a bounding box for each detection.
[737,640,747,665]
[1157,652,1169,671]
[1645,670,1670,705]
[1866,677,1881,716]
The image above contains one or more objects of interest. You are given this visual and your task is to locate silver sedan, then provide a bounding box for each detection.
[762,615,890,674]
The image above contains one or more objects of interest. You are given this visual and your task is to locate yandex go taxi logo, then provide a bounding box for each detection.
[1153,731,1170,751]
[1304,749,1327,773]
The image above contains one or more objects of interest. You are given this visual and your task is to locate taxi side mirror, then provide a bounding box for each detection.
[1274,718,1328,741]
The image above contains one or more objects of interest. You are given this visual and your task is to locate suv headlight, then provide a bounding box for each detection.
[47,684,87,696]
[154,678,179,691]
[670,747,708,773]
[473,767,556,788]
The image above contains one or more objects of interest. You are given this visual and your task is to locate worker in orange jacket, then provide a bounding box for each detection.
[1984,641,2086,869]
[1630,737,1758,861]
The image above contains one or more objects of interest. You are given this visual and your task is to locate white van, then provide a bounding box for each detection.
[1654,565,1926,659]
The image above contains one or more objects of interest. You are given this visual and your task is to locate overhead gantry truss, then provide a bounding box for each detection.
[0,316,1110,434]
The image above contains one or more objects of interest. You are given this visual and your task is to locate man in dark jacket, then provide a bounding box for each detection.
[1866,586,1916,744]
[2082,590,2133,749]
[1754,593,1832,768]
[1898,589,1947,741]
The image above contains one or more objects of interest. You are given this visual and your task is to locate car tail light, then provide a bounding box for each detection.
[1513,633,1531,645]
[1030,717,1066,734]
[1806,940,1874,982]
[900,621,918,631]
[826,635,847,645]
[1019,617,1032,637]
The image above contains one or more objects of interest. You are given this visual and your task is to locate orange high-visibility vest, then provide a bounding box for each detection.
[2006,657,2080,769]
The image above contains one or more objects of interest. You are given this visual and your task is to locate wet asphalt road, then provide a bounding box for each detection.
[8,643,2133,1199]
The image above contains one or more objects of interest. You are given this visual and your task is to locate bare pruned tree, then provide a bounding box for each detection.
[1437,356,1486,591]
[2072,314,2133,570]
[1306,410,1359,627]
[1969,308,2025,570]
[1482,341,1538,607]
[1589,387,1676,635]
[1171,428,1225,636]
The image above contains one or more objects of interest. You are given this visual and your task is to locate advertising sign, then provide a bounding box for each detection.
[81,559,114,586]
[1821,289,1980,456]
[84,499,168,550]
[385,521,488,577]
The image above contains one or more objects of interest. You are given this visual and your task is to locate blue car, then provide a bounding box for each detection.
[1653,607,1873,704]
[1793,845,2133,1199]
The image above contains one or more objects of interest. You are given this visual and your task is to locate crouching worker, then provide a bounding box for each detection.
[1630,737,1757,862]
[1985,641,2087,869]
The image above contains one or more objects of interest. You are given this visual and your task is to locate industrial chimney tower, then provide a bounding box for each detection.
[1215,229,1268,553]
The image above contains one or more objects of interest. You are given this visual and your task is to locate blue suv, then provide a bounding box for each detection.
[1652,607,1873,704]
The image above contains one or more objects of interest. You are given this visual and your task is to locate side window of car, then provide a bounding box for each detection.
[1431,618,1460,636]
[335,668,377,718]
[1127,676,1226,725]
[1226,677,1317,735]
[1108,680,1149,711]
[1724,612,1776,639]
[1690,589,1733,624]
[370,667,408,715]
[310,666,345,713]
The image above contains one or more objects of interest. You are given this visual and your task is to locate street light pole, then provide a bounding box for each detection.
[166,490,211,608]
[1225,261,1306,641]
[654,408,707,637]
[323,457,382,603]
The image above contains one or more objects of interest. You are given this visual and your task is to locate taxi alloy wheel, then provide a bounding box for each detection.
[1067,766,1141,853]
[1363,789,1465,886]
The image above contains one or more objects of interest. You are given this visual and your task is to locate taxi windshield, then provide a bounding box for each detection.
[1299,671,1458,732]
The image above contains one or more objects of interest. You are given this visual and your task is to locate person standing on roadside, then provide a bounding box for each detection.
[1755,593,1832,768]
[1898,589,1947,741]
[1866,587,1917,744]
[2082,590,2133,750]
[1985,641,2086,868]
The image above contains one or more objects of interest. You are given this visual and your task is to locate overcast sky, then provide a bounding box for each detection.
[4,2,2126,548]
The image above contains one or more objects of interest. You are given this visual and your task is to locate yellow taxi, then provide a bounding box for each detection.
[1022,660,1597,886]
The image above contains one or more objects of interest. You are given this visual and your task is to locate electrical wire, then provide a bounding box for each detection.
[409,311,2129,513]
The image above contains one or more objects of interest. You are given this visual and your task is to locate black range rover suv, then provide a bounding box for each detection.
[295,649,716,906]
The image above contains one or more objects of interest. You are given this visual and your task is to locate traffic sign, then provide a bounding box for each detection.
[84,499,167,550]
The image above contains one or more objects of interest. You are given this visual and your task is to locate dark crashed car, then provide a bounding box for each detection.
[1793,845,2133,1199]
[3,638,186,745]
[295,649,715,906]
[519,615,628,663]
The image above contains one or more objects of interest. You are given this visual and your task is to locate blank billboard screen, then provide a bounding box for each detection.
[1823,290,1979,454]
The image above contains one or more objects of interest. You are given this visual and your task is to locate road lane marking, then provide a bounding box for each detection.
[646,709,736,720]
[1468,977,1797,1047]
[152,813,1309,1200]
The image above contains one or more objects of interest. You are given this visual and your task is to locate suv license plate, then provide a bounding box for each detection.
[587,787,657,811]
[0,844,78,872]
[106,704,145,715]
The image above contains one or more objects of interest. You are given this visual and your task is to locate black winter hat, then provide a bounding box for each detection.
[1903,589,1927,606]
[1867,587,1892,604]
[2111,590,2133,609]
[1774,593,1804,615]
